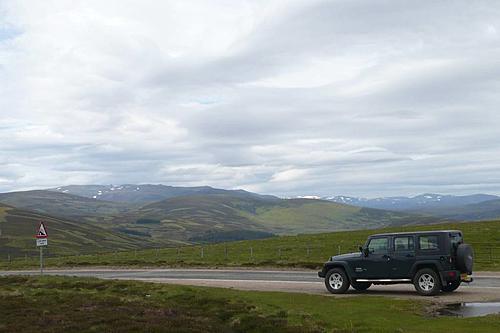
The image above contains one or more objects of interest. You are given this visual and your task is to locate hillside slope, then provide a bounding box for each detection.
[0,190,135,222]
[0,203,154,256]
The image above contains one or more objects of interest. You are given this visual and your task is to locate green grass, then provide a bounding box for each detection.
[2,220,500,271]
[0,276,499,332]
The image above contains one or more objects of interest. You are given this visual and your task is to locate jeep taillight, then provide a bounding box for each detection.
[449,257,453,264]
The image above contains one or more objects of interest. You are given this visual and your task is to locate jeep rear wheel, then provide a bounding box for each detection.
[413,268,441,296]
[442,280,461,292]
[325,268,350,294]
[351,281,371,291]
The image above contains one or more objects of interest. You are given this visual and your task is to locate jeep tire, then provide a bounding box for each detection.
[413,268,441,296]
[325,268,350,294]
[351,281,371,291]
[441,280,461,292]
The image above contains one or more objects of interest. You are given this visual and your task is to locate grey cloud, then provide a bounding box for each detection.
[1,0,500,196]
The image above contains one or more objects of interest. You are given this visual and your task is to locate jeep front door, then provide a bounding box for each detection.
[389,236,416,279]
[360,237,391,279]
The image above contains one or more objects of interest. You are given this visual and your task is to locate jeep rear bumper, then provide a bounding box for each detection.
[440,270,473,283]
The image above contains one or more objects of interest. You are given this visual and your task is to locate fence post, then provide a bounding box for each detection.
[201,246,204,259]
[250,247,253,260]
[7,253,11,263]
[490,246,493,263]
[224,244,228,260]
[278,248,282,259]
[307,245,310,257]
[177,248,180,260]
[338,245,341,255]
[155,249,159,258]
[134,250,137,259]
[25,254,28,262]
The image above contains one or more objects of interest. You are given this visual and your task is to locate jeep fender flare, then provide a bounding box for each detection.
[410,261,445,285]
[323,262,355,281]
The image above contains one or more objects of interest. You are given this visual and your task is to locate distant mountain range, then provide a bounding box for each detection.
[325,193,498,210]
[0,185,442,254]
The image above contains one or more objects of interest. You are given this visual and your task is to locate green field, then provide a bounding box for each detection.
[0,276,498,332]
[2,220,499,271]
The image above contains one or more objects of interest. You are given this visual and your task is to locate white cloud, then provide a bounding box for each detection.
[1,0,500,197]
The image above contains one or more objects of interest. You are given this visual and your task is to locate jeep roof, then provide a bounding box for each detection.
[369,230,462,237]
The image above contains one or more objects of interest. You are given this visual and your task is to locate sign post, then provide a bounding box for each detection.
[36,222,48,275]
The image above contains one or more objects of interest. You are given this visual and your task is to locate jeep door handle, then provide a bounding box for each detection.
[406,254,414,258]
[382,254,391,261]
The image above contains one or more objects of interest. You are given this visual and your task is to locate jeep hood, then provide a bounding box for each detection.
[330,252,361,261]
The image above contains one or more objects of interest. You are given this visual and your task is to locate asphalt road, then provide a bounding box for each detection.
[2,268,500,302]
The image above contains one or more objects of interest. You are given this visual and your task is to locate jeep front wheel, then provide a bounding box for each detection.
[325,268,350,294]
[413,268,441,296]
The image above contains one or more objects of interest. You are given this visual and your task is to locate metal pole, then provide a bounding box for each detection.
[40,246,44,275]
[250,247,253,259]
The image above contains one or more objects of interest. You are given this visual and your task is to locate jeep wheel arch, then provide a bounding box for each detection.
[410,262,444,285]
[324,262,355,280]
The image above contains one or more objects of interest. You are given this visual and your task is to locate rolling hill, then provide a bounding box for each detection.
[0,203,155,257]
[48,184,277,203]
[0,187,445,248]
[105,194,441,243]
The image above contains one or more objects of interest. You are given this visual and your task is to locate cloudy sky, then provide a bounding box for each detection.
[1,0,500,197]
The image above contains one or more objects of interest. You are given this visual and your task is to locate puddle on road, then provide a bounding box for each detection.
[438,302,500,317]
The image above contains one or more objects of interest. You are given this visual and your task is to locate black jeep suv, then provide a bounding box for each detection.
[318,230,474,296]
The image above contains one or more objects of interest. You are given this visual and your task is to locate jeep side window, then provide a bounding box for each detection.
[449,232,463,249]
[367,237,388,254]
[419,235,439,250]
[394,236,414,251]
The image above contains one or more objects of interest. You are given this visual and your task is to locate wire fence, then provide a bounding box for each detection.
[2,242,499,267]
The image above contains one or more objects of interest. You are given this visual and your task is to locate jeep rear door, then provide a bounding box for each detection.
[389,235,416,278]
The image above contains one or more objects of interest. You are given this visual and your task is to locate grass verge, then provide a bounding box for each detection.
[1,275,499,332]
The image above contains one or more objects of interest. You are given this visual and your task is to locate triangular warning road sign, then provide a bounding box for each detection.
[36,222,48,238]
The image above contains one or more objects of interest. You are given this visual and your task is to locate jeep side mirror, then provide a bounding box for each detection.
[363,247,370,257]
[359,246,363,253]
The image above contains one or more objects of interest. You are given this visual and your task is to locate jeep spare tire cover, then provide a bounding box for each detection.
[456,243,474,273]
